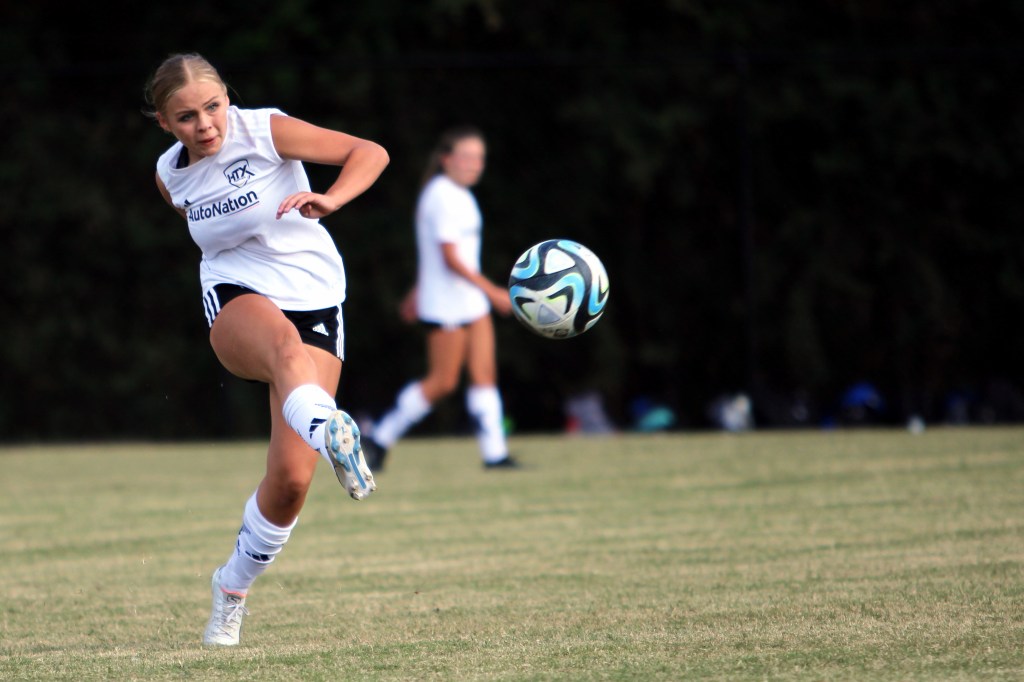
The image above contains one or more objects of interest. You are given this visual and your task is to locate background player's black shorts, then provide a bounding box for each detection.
[419,320,469,332]
[203,283,344,359]
[418,313,488,332]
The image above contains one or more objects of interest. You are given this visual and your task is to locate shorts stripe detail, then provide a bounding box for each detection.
[203,289,221,328]
[335,306,345,359]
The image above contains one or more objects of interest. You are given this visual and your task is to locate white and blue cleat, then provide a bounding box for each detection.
[326,410,377,500]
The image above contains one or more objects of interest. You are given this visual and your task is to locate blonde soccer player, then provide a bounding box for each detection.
[147,53,387,646]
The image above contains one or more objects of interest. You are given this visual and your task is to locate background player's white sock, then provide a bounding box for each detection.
[220,492,297,594]
[466,385,508,462]
[282,384,337,463]
[373,382,431,448]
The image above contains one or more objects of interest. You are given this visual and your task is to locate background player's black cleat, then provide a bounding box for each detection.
[362,437,388,472]
[483,455,520,469]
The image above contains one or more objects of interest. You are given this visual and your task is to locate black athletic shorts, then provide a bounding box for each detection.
[202,283,344,359]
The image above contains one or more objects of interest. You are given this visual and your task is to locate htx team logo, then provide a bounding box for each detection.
[224,159,255,188]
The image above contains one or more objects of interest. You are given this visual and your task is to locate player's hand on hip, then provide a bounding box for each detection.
[277,191,339,220]
[487,284,514,316]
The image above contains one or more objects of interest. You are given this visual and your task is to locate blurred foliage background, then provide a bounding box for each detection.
[2,1,1023,441]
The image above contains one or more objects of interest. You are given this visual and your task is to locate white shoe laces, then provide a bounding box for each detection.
[211,598,248,636]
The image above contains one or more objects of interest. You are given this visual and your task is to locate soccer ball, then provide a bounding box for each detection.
[508,239,609,339]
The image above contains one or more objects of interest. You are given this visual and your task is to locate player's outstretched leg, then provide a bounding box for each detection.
[326,410,376,500]
[203,566,249,646]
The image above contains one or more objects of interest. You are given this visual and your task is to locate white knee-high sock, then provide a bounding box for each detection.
[373,382,431,448]
[466,385,508,462]
[220,492,297,594]
[282,384,337,464]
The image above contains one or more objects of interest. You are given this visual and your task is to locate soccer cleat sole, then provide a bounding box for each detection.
[327,411,377,501]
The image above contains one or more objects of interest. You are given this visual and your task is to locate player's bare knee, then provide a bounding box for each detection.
[272,336,314,376]
[266,475,310,512]
[426,375,460,399]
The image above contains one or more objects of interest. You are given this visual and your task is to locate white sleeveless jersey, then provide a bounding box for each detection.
[414,174,489,324]
[156,106,346,310]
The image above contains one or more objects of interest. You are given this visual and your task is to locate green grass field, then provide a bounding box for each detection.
[1,428,1022,680]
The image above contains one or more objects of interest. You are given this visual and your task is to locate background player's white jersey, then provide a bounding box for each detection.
[414,174,489,325]
[156,106,346,311]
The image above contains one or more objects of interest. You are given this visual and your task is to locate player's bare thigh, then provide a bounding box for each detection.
[209,294,314,385]
[420,326,469,402]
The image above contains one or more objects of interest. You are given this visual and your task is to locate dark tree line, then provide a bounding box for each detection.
[2,1,1023,441]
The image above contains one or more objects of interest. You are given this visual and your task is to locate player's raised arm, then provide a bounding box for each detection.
[271,114,389,220]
